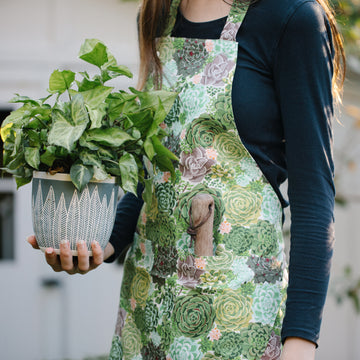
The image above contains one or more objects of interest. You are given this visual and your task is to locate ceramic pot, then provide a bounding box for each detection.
[32,171,119,255]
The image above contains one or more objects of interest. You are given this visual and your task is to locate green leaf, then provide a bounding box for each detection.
[144,137,155,161]
[142,177,153,212]
[153,154,175,182]
[130,87,178,114]
[93,165,110,181]
[48,110,88,151]
[79,136,99,150]
[146,98,167,138]
[151,135,179,162]
[77,76,102,92]
[125,110,152,136]
[101,65,133,82]
[81,86,113,109]
[15,176,32,189]
[85,128,134,147]
[87,103,107,129]
[49,70,75,94]
[71,94,89,126]
[9,95,40,106]
[40,147,57,167]
[119,152,138,195]
[79,150,102,168]
[24,147,40,169]
[1,103,32,128]
[70,163,94,191]
[79,39,108,68]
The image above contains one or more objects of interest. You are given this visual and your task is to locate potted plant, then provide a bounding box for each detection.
[1,39,178,255]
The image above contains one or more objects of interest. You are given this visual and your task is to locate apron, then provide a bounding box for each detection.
[109,1,287,359]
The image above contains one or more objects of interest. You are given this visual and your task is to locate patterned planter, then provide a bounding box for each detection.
[32,171,119,255]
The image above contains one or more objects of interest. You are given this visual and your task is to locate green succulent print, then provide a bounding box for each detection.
[155,182,177,213]
[213,332,243,359]
[121,319,142,360]
[184,114,225,149]
[251,220,279,257]
[112,1,286,358]
[109,335,123,360]
[131,267,151,308]
[252,283,282,325]
[223,225,254,255]
[174,39,209,78]
[223,184,263,226]
[169,336,203,360]
[213,131,248,162]
[146,212,176,247]
[214,289,253,331]
[213,92,236,130]
[172,293,215,338]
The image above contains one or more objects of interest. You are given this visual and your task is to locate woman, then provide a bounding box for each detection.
[28,0,345,359]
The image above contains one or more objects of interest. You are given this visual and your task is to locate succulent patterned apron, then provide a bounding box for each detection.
[109,1,287,359]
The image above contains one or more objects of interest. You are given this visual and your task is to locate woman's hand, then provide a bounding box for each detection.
[280,337,316,360]
[27,235,115,275]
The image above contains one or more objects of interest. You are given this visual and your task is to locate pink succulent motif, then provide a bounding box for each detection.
[206,147,218,160]
[201,54,235,87]
[205,40,214,53]
[141,211,147,225]
[163,172,171,183]
[219,219,232,235]
[261,331,282,360]
[220,22,241,41]
[209,326,221,341]
[177,255,205,289]
[140,242,146,254]
[159,122,167,129]
[130,297,137,311]
[194,257,207,270]
[115,307,127,337]
[179,147,216,183]
[192,74,202,84]
[180,129,187,140]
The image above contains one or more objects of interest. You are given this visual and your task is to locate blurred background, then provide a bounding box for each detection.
[0,0,359,359]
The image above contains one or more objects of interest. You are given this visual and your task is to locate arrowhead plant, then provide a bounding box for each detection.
[1,39,178,196]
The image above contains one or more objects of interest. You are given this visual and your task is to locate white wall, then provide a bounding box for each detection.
[0,1,360,359]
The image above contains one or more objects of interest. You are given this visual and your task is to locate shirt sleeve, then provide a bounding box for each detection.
[104,183,144,263]
[273,1,336,346]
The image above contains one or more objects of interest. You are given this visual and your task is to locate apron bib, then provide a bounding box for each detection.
[110,1,287,359]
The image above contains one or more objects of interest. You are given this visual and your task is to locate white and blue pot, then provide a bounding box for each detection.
[31,171,119,256]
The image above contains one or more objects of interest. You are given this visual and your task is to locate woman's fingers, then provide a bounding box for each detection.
[90,241,104,269]
[77,241,90,274]
[27,235,40,249]
[45,248,63,272]
[59,240,76,274]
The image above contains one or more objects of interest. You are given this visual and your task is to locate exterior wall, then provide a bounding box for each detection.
[0,1,359,359]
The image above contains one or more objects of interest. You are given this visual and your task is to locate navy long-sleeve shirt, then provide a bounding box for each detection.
[107,0,336,347]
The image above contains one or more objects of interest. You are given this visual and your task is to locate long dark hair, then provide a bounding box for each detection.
[137,0,345,101]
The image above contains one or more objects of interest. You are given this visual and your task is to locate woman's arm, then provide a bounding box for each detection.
[273,0,336,349]
[281,338,316,360]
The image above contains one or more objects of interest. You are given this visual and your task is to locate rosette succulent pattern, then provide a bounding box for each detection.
[174,39,209,78]
[155,182,177,213]
[131,267,151,308]
[112,1,286,358]
[247,256,282,284]
[223,184,263,226]
[169,336,203,360]
[121,319,142,360]
[224,225,254,255]
[172,293,215,338]
[201,54,235,87]
[213,332,243,359]
[184,115,226,149]
[179,147,216,183]
[238,323,272,360]
[214,289,253,331]
[213,131,248,162]
[252,283,282,325]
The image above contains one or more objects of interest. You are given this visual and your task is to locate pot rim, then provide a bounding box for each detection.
[33,171,117,184]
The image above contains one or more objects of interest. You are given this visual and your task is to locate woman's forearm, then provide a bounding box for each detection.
[280,337,316,360]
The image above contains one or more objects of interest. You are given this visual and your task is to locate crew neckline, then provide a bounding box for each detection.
[178,9,228,25]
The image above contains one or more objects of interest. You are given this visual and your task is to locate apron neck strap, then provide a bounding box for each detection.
[162,0,249,41]
[220,1,249,41]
